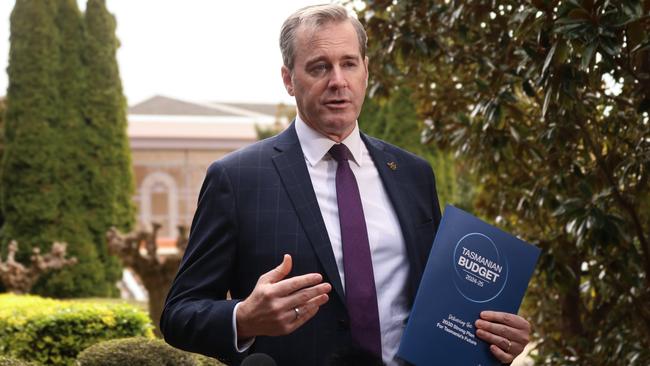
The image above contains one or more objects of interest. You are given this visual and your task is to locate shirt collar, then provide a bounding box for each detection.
[295,114,363,167]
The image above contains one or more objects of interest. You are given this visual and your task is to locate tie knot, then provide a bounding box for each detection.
[329,143,352,162]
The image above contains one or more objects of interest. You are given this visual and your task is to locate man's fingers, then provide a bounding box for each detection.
[476,328,521,353]
[291,293,329,325]
[301,292,330,309]
[476,312,530,345]
[275,293,329,334]
[282,282,331,308]
[475,319,513,340]
[476,327,521,364]
[488,344,515,364]
[273,272,325,296]
[476,311,530,361]
[259,254,293,284]
[480,311,530,332]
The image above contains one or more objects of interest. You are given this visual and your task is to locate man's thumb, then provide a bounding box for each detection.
[261,254,292,283]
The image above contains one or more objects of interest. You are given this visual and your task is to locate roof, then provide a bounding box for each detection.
[129,96,233,116]
[129,95,293,119]
[127,95,294,149]
[220,102,288,117]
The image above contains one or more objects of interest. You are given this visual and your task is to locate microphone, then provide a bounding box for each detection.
[328,346,385,366]
[240,353,277,366]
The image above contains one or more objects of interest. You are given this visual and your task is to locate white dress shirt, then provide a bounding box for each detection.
[234,117,411,365]
[295,116,410,365]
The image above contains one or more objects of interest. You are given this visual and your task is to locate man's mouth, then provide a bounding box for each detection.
[324,99,350,108]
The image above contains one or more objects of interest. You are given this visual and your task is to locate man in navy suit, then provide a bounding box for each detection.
[161,4,531,365]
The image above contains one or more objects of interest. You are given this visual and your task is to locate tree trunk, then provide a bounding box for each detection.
[145,278,170,337]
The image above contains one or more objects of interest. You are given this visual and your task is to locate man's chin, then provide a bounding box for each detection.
[320,120,356,140]
[321,112,357,126]
[323,118,355,129]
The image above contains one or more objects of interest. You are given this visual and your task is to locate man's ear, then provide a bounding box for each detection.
[281,65,294,96]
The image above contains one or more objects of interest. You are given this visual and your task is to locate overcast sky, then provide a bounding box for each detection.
[0,1,359,106]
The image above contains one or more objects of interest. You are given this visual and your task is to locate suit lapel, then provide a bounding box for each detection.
[271,124,346,304]
[362,134,421,299]
[270,126,424,305]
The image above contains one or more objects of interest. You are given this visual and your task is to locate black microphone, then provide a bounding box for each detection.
[240,353,277,366]
[328,346,385,366]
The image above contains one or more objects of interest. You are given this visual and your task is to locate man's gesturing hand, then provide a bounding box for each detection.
[236,254,332,339]
[475,311,531,364]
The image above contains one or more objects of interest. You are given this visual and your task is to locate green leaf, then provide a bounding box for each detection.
[580,41,598,70]
[554,22,588,34]
[542,84,553,118]
[542,43,558,76]
[509,125,521,143]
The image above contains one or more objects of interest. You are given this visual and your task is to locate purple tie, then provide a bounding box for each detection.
[329,143,382,357]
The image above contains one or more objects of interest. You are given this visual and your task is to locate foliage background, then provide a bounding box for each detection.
[356,0,650,364]
[0,0,134,297]
[359,86,475,209]
[0,98,4,230]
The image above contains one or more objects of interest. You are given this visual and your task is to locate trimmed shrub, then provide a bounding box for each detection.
[76,337,224,366]
[0,356,35,366]
[0,294,153,365]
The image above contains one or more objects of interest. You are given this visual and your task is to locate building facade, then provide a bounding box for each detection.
[128,95,292,248]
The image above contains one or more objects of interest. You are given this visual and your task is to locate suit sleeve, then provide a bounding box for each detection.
[160,161,243,363]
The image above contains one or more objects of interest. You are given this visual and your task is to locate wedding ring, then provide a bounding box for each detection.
[294,307,300,320]
[506,339,512,353]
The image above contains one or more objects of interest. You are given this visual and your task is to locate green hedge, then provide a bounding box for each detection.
[77,337,224,366]
[0,294,153,365]
[0,356,35,366]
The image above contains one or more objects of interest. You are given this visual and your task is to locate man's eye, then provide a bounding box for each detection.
[343,61,357,68]
[310,64,328,74]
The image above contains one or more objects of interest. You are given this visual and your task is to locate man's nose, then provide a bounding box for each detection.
[328,66,348,89]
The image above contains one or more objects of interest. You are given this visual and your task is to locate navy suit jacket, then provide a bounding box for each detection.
[161,122,442,365]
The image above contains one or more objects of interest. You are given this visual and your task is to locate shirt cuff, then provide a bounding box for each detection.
[232,302,255,352]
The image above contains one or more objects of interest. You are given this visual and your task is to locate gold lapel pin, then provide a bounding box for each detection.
[387,161,397,171]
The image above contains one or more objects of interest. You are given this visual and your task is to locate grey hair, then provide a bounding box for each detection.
[279,4,367,71]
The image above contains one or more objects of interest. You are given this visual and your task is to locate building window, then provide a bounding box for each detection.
[140,172,178,238]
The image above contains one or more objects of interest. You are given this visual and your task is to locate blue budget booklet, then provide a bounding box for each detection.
[397,205,541,366]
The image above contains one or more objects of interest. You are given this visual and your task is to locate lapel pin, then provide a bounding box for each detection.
[387,161,397,171]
